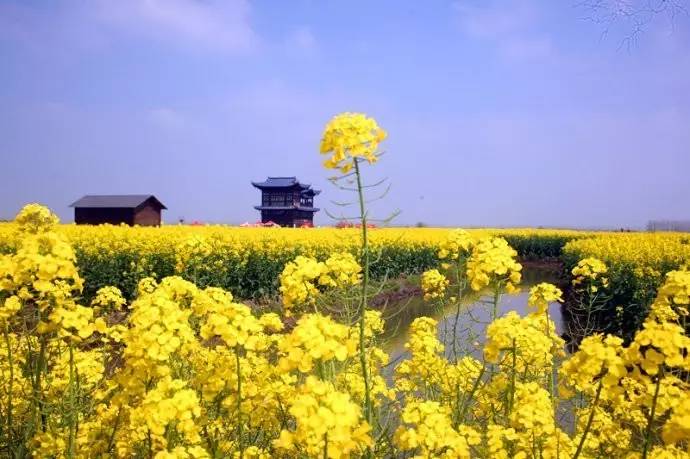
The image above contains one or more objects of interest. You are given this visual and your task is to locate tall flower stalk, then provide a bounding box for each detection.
[2,324,15,444]
[319,112,388,435]
[353,159,373,425]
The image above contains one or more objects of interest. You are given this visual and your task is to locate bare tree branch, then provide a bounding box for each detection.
[576,0,688,49]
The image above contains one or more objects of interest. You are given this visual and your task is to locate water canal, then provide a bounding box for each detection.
[382,266,564,364]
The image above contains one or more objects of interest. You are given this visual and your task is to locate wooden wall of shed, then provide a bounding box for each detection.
[75,208,134,225]
[133,204,162,226]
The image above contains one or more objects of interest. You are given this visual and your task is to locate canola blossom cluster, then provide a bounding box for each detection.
[571,257,609,292]
[437,229,474,262]
[421,268,449,301]
[3,204,690,458]
[319,112,387,173]
[279,252,361,314]
[423,232,524,308]
[528,282,564,315]
[465,237,522,293]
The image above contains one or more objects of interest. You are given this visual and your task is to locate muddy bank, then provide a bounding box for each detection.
[519,258,564,277]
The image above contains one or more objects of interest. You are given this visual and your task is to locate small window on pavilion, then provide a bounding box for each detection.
[270,193,287,206]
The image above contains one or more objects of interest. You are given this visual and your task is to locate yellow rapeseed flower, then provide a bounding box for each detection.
[421,268,449,301]
[319,112,386,173]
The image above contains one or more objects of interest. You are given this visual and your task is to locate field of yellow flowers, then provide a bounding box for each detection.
[1,222,685,339]
[563,233,690,340]
[0,224,583,302]
[2,112,690,458]
[2,203,690,458]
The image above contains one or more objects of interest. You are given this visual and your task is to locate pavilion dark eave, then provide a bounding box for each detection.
[254,205,319,212]
[251,176,313,190]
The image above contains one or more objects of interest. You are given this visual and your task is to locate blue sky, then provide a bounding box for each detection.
[1,0,688,228]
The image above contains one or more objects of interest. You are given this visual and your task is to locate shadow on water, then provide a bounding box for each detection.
[381,266,564,366]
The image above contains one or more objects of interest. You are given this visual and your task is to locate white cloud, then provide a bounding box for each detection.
[452,0,552,60]
[92,0,257,53]
[0,0,258,56]
[284,26,317,56]
[502,36,552,59]
[453,1,536,40]
[147,107,187,130]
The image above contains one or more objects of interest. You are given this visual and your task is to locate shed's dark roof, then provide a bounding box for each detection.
[252,177,311,189]
[70,195,167,209]
[301,188,321,196]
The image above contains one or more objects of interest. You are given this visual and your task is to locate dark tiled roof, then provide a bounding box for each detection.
[70,195,167,209]
[254,206,319,212]
[251,177,311,189]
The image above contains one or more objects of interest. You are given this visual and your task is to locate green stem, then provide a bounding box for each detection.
[489,287,501,378]
[452,300,462,361]
[572,379,603,459]
[106,408,122,454]
[492,286,500,321]
[452,382,462,429]
[548,327,565,459]
[67,341,76,458]
[642,371,663,459]
[236,347,244,459]
[583,292,595,339]
[451,261,465,361]
[459,366,486,423]
[34,335,48,432]
[507,339,517,417]
[545,309,557,407]
[3,325,14,440]
[353,160,373,428]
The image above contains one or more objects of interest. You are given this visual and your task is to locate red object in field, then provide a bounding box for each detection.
[335,221,376,229]
[239,221,280,228]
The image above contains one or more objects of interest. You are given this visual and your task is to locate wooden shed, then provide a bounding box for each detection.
[70,195,166,226]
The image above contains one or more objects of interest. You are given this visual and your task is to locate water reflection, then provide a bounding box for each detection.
[382,267,563,364]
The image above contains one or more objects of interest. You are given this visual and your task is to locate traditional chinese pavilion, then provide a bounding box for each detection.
[251,177,320,227]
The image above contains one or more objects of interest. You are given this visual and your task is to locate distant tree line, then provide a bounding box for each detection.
[647,220,690,232]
